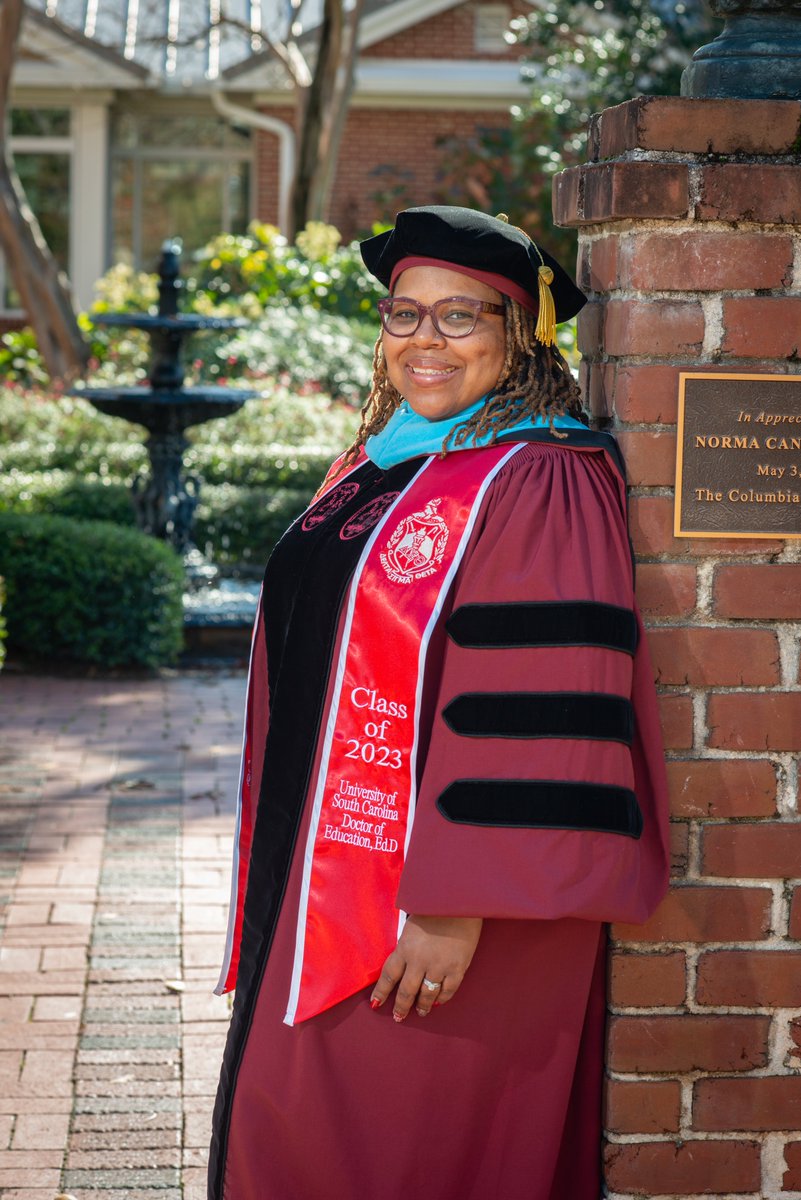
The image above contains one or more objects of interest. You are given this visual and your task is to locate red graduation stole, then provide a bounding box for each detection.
[284,444,522,1025]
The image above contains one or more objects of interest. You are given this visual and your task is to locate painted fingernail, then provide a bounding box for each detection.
[433,1001,440,1007]
[370,998,381,1010]
[393,1011,405,1023]
[415,1007,428,1017]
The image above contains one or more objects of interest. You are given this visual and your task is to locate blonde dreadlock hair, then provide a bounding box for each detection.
[334,297,586,478]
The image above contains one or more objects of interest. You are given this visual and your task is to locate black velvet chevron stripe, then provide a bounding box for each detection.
[446,601,638,653]
[437,779,643,838]
[442,692,634,744]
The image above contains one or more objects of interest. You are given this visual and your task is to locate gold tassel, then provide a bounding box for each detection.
[535,264,557,347]
[496,213,557,347]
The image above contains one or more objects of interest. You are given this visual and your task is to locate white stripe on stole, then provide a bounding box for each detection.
[284,444,525,1025]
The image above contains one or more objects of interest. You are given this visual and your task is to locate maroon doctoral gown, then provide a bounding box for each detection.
[209,429,670,1200]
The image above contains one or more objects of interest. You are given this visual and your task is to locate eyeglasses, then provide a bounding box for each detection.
[377,295,505,339]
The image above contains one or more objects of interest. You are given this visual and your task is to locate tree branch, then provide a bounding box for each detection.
[0,0,89,382]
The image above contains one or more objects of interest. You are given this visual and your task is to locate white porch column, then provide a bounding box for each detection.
[70,100,110,309]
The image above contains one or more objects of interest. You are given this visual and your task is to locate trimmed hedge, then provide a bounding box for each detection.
[0,472,312,566]
[194,484,310,565]
[0,513,184,668]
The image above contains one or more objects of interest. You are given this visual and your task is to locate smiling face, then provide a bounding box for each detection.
[382,265,506,422]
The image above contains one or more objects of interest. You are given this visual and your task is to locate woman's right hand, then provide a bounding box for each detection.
[370,914,483,1022]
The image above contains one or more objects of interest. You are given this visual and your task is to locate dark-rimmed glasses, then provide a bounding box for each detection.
[377,296,505,339]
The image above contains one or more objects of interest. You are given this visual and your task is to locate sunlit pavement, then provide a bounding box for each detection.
[0,670,246,1199]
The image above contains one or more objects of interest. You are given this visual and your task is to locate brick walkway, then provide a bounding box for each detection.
[0,671,247,1200]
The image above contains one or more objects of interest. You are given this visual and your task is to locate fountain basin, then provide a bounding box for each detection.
[78,386,255,436]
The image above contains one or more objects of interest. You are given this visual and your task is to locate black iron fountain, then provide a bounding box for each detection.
[75,238,261,653]
[76,237,256,558]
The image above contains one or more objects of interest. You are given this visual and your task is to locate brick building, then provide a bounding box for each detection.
[6,0,530,312]
[555,95,801,1198]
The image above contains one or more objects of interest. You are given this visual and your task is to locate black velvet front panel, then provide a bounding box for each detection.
[209,455,422,1197]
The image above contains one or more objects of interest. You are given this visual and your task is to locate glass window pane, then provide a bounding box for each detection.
[114,113,250,150]
[11,108,71,137]
[2,152,70,308]
[14,153,70,270]
[229,161,250,235]
[136,158,250,269]
[110,157,136,267]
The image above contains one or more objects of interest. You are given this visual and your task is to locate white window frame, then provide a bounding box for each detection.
[109,105,256,270]
[474,3,512,53]
[2,97,110,313]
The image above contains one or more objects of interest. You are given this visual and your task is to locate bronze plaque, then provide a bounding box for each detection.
[676,372,801,539]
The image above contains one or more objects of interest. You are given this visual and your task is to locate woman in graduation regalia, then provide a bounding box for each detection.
[209,206,669,1200]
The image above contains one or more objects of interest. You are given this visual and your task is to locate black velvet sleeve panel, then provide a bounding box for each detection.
[442,692,635,745]
[437,779,643,839]
[445,600,638,654]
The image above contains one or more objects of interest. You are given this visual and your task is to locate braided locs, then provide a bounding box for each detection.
[335,297,586,476]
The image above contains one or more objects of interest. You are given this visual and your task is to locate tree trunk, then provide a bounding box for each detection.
[289,0,365,237]
[314,0,366,220]
[0,0,89,382]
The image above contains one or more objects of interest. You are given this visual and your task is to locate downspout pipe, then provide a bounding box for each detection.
[211,90,295,237]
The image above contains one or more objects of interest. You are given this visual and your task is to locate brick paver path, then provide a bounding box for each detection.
[0,671,246,1199]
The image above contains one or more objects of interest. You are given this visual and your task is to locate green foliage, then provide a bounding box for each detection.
[192,307,376,404]
[194,485,311,565]
[0,383,355,573]
[512,0,719,152]
[0,326,51,389]
[0,221,383,391]
[439,0,720,264]
[0,470,315,566]
[0,512,184,668]
[0,384,357,488]
[190,221,384,318]
[0,471,135,524]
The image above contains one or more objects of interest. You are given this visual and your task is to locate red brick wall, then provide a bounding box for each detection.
[253,1,529,234]
[555,95,801,1200]
[367,0,526,60]
[254,105,512,236]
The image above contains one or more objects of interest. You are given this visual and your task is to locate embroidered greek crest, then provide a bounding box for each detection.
[380,498,449,584]
[340,492,400,541]
[301,481,360,532]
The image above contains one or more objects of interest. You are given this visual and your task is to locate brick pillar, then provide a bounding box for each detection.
[554,95,801,1200]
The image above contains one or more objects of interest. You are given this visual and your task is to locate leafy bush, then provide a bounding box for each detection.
[0,222,384,391]
[0,471,135,524]
[194,484,311,565]
[190,221,385,317]
[0,512,184,668]
[0,471,313,566]
[0,385,357,489]
[200,307,376,403]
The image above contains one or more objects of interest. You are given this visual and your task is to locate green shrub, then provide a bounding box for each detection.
[0,386,356,488]
[190,221,385,317]
[199,307,375,403]
[194,484,311,565]
[0,470,316,568]
[0,512,184,668]
[0,222,384,389]
[0,471,135,524]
